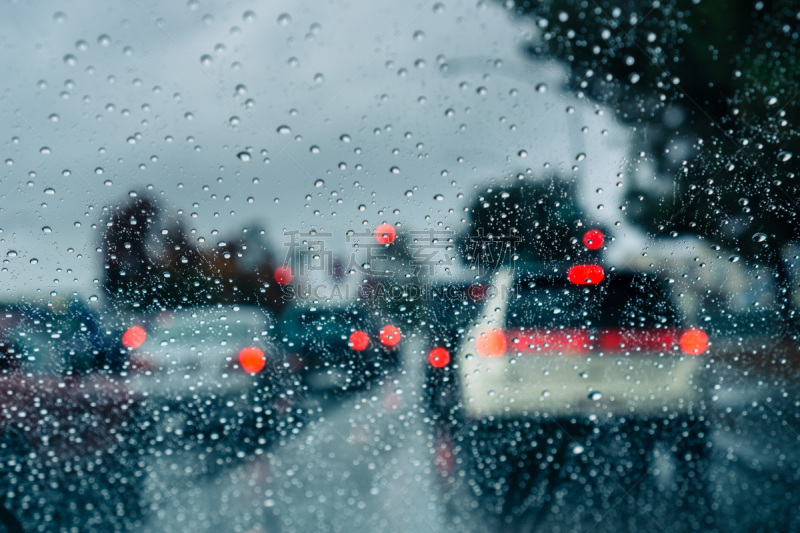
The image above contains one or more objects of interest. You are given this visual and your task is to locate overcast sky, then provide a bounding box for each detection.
[0,0,636,302]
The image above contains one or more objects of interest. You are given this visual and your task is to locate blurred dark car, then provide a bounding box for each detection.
[422,282,486,417]
[281,305,402,392]
[426,263,714,525]
[0,305,143,531]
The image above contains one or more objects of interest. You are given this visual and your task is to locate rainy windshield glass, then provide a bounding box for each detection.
[507,274,680,329]
[2,1,800,532]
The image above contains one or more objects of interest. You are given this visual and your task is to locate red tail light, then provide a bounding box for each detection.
[238,347,266,374]
[568,264,605,285]
[374,224,397,244]
[599,328,680,353]
[428,347,450,368]
[379,324,401,346]
[274,266,294,285]
[583,229,605,250]
[679,329,709,355]
[476,329,507,357]
[122,325,146,349]
[349,330,370,351]
[474,328,708,356]
[506,329,590,355]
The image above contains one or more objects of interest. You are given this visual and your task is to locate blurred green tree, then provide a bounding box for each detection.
[510,0,800,320]
[459,178,593,270]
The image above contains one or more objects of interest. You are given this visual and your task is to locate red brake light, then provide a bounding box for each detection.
[476,329,507,357]
[568,264,605,285]
[122,325,146,349]
[238,347,266,373]
[374,224,397,244]
[428,347,450,368]
[506,329,590,355]
[274,266,294,285]
[599,328,680,353]
[379,324,401,346]
[349,330,370,351]
[680,329,709,355]
[583,229,604,250]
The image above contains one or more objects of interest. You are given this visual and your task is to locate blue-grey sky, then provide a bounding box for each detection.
[0,0,636,301]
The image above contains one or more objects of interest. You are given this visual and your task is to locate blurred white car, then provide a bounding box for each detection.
[427,262,713,516]
[457,267,710,420]
[122,305,297,439]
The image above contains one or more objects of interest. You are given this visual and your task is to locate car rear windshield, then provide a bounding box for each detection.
[507,274,681,329]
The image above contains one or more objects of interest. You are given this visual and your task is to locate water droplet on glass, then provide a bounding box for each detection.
[7,251,17,258]
[314,179,325,187]
[434,194,444,201]
[277,125,291,134]
[778,151,793,162]
[277,13,292,26]
[30,258,38,264]
[200,54,213,66]
[729,255,740,263]
[535,83,547,93]
[237,151,251,162]
[390,166,400,174]
[42,226,52,234]
[588,391,603,401]
[44,188,55,195]
[752,233,767,243]
[340,134,351,143]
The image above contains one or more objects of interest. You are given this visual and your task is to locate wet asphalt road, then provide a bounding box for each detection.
[139,339,800,533]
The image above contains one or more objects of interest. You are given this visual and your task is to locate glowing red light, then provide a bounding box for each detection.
[379,324,401,346]
[476,329,507,357]
[349,330,370,351]
[428,347,450,368]
[238,346,266,373]
[122,325,147,349]
[374,224,397,244]
[583,229,605,250]
[274,266,294,285]
[567,264,605,285]
[680,329,709,355]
